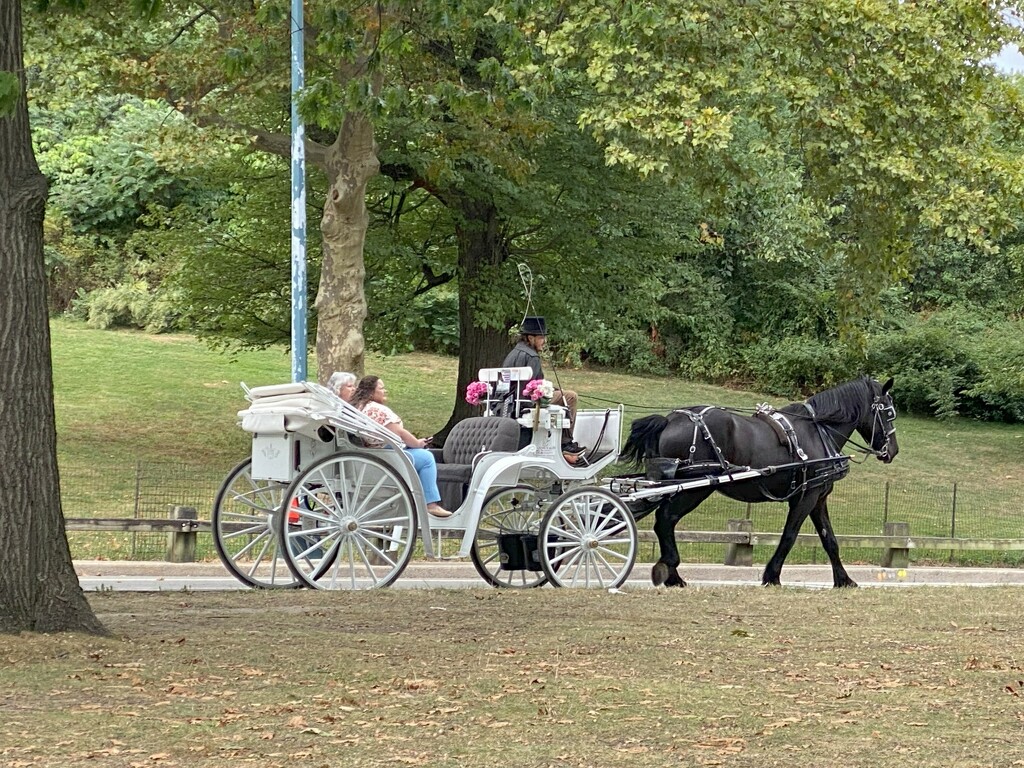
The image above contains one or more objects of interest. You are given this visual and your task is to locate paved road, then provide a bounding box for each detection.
[74,560,1024,592]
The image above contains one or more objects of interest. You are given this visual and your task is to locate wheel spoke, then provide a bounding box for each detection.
[244,535,277,579]
[280,453,416,590]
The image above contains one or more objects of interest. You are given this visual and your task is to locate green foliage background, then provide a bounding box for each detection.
[22,1,1024,422]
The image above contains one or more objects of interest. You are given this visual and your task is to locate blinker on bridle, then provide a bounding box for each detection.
[870,394,897,460]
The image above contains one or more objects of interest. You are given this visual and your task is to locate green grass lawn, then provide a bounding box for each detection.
[50,318,1024,563]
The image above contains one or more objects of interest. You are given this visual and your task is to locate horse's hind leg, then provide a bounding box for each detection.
[809,495,857,588]
[652,490,711,588]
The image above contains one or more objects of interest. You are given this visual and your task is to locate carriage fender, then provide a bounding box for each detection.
[239,411,287,434]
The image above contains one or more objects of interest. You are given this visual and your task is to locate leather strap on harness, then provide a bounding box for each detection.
[755,404,808,461]
[675,407,730,470]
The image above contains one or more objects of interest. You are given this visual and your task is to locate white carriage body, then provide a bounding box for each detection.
[235,374,622,559]
[217,371,631,590]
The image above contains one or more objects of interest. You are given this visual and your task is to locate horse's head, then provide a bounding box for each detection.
[863,377,898,463]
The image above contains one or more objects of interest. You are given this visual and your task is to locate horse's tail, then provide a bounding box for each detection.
[621,414,670,467]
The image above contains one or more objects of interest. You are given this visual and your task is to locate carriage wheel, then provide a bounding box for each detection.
[279,452,417,590]
[470,485,549,589]
[539,487,637,589]
[212,458,300,589]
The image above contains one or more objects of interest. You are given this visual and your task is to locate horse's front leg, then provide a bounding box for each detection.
[761,495,816,586]
[651,491,710,588]
[809,495,857,588]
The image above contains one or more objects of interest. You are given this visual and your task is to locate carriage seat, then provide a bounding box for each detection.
[433,416,521,510]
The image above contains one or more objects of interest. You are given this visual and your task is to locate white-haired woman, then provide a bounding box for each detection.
[326,371,357,402]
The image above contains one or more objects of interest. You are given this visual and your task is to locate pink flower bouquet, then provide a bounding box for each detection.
[522,378,554,403]
[465,380,490,406]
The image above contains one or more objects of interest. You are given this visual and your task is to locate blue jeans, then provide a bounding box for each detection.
[405,448,441,505]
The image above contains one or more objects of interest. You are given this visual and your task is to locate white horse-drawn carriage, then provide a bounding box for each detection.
[212,368,635,590]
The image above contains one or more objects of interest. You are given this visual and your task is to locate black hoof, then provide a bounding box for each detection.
[652,561,687,588]
[665,574,687,588]
[835,578,858,589]
[761,571,782,587]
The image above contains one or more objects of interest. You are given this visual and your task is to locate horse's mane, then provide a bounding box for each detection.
[802,376,873,425]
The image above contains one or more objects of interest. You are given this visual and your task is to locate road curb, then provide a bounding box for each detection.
[74,560,1024,587]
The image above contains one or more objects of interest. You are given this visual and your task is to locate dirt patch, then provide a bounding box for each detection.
[3,587,1024,767]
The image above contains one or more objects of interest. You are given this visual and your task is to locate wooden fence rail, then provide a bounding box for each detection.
[65,513,1024,567]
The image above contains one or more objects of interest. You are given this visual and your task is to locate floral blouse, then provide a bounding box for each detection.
[361,402,402,447]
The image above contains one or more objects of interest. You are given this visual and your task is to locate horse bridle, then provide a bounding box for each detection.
[870,393,897,460]
[804,390,896,461]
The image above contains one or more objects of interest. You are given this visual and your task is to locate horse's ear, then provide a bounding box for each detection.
[882,377,894,394]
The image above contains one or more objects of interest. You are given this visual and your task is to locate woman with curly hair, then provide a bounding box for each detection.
[352,376,451,518]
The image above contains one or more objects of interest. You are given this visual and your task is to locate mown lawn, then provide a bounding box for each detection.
[3,587,1024,768]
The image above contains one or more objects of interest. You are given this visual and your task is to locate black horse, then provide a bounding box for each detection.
[621,376,898,588]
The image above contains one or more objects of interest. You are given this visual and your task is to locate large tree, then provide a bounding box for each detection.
[531,0,1024,316]
[0,0,105,635]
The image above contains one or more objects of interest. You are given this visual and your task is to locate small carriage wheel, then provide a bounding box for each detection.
[279,452,417,590]
[212,458,300,589]
[538,487,637,589]
[470,485,549,589]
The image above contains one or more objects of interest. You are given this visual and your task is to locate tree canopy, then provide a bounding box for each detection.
[24,0,1024,416]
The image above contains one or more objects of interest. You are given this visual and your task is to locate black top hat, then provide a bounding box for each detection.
[519,316,547,336]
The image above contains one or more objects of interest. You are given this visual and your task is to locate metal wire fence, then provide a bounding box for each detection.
[62,460,232,561]
[60,459,1024,566]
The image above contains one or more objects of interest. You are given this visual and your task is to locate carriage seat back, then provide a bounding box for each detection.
[435,416,521,510]
[441,416,521,465]
[477,366,535,419]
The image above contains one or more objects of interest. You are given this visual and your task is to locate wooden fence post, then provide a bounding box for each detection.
[166,505,198,563]
[880,521,910,569]
[724,519,754,567]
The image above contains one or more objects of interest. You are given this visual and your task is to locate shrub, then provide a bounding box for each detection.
[71,280,180,333]
[741,336,859,397]
[864,309,1024,421]
[963,320,1024,422]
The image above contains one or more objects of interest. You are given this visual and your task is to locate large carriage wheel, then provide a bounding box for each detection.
[212,458,300,589]
[279,452,417,590]
[470,485,549,589]
[538,487,637,589]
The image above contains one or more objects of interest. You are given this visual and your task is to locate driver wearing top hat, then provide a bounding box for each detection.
[502,316,582,455]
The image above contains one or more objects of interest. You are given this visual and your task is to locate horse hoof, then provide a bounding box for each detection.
[761,578,781,587]
[666,575,687,588]
[651,562,669,587]
[836,579,859,589]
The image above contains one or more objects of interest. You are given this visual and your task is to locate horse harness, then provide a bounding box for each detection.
[754,404,807,461]
[665,404,850,501]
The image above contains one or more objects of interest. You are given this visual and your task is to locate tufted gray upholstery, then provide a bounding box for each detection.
[435,417,522,510]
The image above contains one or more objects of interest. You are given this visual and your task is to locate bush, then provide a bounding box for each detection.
[865,309,1024,422]
[582,326,669,375]
[741,336,859,397]
[71,280,180,333]
[963,320,1024,422]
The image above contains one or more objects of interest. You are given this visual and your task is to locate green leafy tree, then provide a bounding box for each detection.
[531,0,1024,319]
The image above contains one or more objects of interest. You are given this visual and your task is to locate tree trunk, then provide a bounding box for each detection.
[0,0,106,635]
[434,199,509,443]
[314,113,378,383]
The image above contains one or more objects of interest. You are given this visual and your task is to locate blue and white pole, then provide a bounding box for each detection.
[290,0,308,382]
